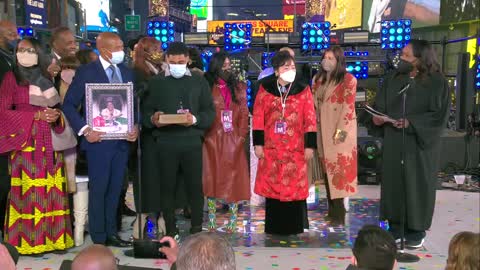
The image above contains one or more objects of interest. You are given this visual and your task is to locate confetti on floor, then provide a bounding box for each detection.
[13,186,479,270]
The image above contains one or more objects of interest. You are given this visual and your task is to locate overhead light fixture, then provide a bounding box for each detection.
[255,13,267,17]
[265,32,289,44]
[227,13,238,16]
[183,32,209,45]
[343,31,369,44]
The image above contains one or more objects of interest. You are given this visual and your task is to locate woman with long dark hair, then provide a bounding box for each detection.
[312,46,358,226]
[0,38,73,254]
[370,40,449,248]
[253,51,317,235]
[203,52,250,233]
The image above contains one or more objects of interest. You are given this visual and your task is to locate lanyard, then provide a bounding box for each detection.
[277,80,292,119]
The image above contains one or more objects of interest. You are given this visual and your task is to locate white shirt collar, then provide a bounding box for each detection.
[99,55,116,70]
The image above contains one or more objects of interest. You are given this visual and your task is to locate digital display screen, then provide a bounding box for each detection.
[78,0,110,27]
[363,0,441,33]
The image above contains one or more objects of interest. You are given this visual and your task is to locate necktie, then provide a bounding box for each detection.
[108,65,121,83]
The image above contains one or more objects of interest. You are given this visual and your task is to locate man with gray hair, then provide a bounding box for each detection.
[160,232,235,270]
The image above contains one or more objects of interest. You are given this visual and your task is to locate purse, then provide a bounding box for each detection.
[52,111,78,151]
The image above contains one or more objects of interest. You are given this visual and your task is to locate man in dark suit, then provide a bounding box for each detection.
[47,27,77,88]
[0,20,19,238]
[63,32,137,247]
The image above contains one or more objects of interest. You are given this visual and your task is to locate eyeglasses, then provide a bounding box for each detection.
[17,48,36,54]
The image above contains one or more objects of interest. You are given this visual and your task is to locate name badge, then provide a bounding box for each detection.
[177,108,190,114]
[221,110,233,132]
[274,120,287,134]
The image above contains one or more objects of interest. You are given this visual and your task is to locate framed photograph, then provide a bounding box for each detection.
[85,83,134,140]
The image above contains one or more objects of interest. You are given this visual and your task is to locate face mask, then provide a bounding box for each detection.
[169,64,187,78]
[396,59,414,74]
[61,69,75,85]
[7,39,18,51]
[109,50,125,65]
[16,52,38,67]
[280,69,296,83]
[321,59,336,72]
[220,69,232,80]
[146,51,163,65]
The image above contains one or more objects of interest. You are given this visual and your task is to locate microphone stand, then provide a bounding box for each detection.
[125,83,166,261]
[396,81,420,263]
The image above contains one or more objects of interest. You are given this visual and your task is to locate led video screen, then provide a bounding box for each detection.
[363,0,440,33]
[77,0,110,27]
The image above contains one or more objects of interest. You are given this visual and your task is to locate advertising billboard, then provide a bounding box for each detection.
[25,0,47,28]
[207,20,294,44]
[190,0,208,20]
[324,0,363,30]
[363,0,440,33]
[78,0,110,28]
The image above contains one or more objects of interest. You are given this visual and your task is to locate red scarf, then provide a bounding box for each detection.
[218,78,232,110]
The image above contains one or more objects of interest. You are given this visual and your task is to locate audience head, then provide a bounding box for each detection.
[76,49,98,64]
[176,232,235,270]
[0,20,19,51]
[97,32,124,65]
[352,225,397,270]
[271,51,296,84]
[446,231,480,270]
[50,26,77,58]
[71,244,118,270]
[316,46,346,85]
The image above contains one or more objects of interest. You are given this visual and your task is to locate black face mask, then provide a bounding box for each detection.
[397,59,414,74]
[220,70,232,81]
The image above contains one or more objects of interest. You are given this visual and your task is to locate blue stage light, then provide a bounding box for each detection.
[381,19,412,50]
[223,22,252,51]
[302,22,331,51]
[475,55,480,91]
[346,61,369,79]
[147,21,175,49]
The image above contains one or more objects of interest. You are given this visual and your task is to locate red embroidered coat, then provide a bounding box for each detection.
[313,73,358,199]
[252,76,317,201]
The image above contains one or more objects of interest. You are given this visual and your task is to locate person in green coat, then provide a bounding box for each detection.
[370,40,450,249]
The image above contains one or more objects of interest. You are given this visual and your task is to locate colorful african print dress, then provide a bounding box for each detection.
[0,72,73,255]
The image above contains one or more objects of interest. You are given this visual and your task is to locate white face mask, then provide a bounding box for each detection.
[169,64,187,79]
[61,69,75,85]
[321,59,336,72]
[16,52,38,67]
[279,69,296,83]
[110,50,125,65]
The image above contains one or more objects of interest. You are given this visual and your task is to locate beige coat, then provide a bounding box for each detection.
[313,73,358,199]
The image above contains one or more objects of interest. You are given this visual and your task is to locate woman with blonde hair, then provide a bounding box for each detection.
[446,231,479,270]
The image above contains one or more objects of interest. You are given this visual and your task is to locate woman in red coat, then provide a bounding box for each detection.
[252,51,317,235]
[203,52,250,233]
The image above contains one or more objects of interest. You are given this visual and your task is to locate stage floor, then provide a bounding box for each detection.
[14,186,480,270]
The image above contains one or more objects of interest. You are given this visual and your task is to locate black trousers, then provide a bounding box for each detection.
[325,176,346,222]
[0,154,11,234]
[142,137,204,235]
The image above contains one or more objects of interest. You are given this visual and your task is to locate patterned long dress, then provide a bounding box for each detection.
[313,73,358,199]
[0,72,73,254]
